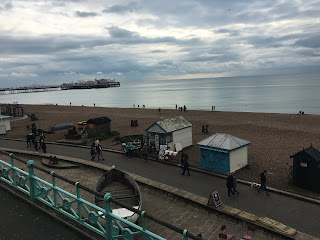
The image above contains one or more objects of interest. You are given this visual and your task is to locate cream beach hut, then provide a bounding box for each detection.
[145,116,192,151]
[197,133,250,173]
[0,115,13,134]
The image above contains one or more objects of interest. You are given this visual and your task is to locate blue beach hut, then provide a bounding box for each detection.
[197,133,250,173]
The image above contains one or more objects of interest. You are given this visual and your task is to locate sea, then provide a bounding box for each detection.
[1,72,320,115]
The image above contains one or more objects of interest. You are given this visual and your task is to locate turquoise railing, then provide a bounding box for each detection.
[0,151,202,240]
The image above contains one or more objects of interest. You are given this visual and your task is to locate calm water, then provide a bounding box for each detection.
[1,72,320,114]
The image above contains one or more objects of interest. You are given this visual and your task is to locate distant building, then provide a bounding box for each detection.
[96,79,111,84]
[87,117,111,138]
[145,116,192,151]
[197,133,250,173]
[290,146,320,192]
[86,81,95,85]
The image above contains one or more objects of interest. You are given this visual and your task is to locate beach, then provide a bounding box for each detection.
[5,104,320,193]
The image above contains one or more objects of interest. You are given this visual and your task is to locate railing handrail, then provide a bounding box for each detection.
[0,149,203,240]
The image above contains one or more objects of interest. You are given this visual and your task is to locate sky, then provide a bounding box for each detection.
[0,0,320,87]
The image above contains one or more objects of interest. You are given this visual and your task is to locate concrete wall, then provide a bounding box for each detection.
[172,127,192,149]
[229,146,248,173]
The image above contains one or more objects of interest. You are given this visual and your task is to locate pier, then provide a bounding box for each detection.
[0,81,120,95]
[0,86,61,95]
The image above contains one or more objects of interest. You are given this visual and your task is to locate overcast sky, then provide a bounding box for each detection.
[0,0,319,87]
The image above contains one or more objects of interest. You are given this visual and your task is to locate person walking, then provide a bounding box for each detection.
[226,173,235,198]
[181,155,190,176]
[141,143,149,162]
[95,138,100,152]
[91,140,95,149]
[257,170,270,196]
[39,133,45,149]
[97,144,105,161]
[180,151,188,172]
[41,142,47,153]
[90,147,96,161]
[32,136,38,153]
[232,173,239,195]
[126,143,134,160]
[26,132,33,147]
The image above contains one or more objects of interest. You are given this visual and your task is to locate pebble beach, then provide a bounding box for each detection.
[5,104,320,193]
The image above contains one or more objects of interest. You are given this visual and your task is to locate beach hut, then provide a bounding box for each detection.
[145,116,192,151]
[87,117,111,138]
[197,133,250,173]
[290,146,320,192]
[0,115,13,134]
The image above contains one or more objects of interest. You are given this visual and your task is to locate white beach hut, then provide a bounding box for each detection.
[145,116,192,151]
[197,133,250,173]
[0,115,13,134]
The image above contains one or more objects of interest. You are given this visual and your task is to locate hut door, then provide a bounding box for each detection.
[296,161,311,188]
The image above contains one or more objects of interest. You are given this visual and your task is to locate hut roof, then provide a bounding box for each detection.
[290,146,320,163]
[0,115,13,120]
[145,116,192,133]
[87,117,111,124]
[197,133,250,151]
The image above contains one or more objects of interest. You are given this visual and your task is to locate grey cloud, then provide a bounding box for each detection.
[150,50,166,53]
[0,2,13,11]
[214,28,240,37]
[102,2,139,14]
[75,11,98,17]
[294,35,320,49]
[105,26,201,45]
[158,60,172,65]
[106,26,138,38]
[244,34,301,48]
[296,49,320,57]
[0,34,109,54]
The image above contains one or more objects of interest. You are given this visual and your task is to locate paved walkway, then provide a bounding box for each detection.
[0,185,90,240]
[1,138,320,238]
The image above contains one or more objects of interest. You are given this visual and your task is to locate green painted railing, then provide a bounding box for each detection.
[0,151,202,240]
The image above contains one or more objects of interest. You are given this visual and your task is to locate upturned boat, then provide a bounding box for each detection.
[95,168,142,223]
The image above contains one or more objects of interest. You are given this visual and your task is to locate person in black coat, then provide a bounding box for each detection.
[41,142,47,153]
[181,155,190,176]
[257,170,270,196]
[226,173,235,198]
[90,147,96,161]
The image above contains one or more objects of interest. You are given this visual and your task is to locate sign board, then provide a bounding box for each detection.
[158,145,167,160]
[0,125,6,135]
[207,190,222,208]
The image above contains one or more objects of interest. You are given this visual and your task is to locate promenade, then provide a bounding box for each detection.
[1,138,320,239]
[0,185,91,240]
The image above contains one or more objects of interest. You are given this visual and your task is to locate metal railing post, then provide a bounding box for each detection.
[141,211,147,240]
[183,229,188,240]
[27,160,36,201]
[9,153,16,187]
[75,182,82,221]
[104,193,113,240]
[51,171,58,208]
